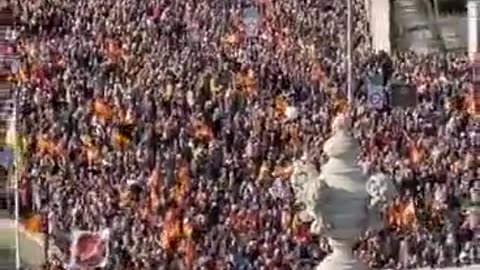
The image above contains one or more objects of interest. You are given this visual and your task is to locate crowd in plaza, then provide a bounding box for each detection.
[9,0,479,269]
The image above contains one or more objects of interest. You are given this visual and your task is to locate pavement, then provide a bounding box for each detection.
[0,218,46,268]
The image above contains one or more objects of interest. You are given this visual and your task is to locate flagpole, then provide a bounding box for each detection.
[14,165,20,269]
[347,0,353,105]
[13,103,20,269]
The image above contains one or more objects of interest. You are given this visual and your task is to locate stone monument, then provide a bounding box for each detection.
[290,114,396,270]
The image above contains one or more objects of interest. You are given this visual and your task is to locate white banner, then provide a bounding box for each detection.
[69,229,110,269]
[367,82,385,109]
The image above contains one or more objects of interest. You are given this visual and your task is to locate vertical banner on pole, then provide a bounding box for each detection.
[367,84,385,110]
[367,77,385,109]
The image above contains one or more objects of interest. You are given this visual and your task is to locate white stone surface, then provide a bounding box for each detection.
[291,114,396,270]
[370,0,391,53]
[0,220,46,267]
[468,0,480,58]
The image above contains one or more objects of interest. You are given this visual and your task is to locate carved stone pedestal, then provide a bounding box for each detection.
[290,114,397,270]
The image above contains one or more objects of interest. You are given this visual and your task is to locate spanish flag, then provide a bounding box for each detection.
[174,165,190,204]
[222,33,239,45]
[333,98,348,115]
[161,211,181,250]
[272,164,292,180]
[180,239,195,269]
[92,100,113,120]
[148,167,161,211]
[111,131,129,149]
[235,70,257,96]
[386,202,403,227]
[409,144,423,164]
[118,123,135,140]
[386,200,417,230]
[400,201,417,228]
[36,136,62,157]
[22,214,42,233]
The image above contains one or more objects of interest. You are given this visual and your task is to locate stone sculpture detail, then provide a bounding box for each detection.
[290,114,397,270]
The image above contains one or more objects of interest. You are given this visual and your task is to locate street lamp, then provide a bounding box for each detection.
[347,0,353,105]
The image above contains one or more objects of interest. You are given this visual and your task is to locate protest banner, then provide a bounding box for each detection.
[367,79,385,109]
[69,229,110,269]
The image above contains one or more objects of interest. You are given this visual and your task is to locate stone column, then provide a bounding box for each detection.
[468,0,480,59]
[290,114,397,270]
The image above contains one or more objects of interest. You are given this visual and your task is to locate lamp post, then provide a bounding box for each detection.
[347,0,353,105]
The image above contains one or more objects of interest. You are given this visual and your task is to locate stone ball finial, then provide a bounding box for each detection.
[331,113,352,134]
[324,114,359,161]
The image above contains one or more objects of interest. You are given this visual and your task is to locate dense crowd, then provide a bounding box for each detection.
[10,0,479,269]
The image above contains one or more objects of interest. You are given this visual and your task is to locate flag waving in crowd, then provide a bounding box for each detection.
[69,229,110,268]
[12,0,479,268]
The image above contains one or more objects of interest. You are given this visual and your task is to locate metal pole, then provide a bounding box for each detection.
[44,181,49,266]
[13,102,20,269]
[347,0,353,105]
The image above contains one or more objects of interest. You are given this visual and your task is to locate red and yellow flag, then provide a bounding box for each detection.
[161,210,182,251]
[386,200,417,230]
[333,97,349,115]
[22,214,42,233]
[274,96,287,118]
[92,100,113,120]
[400,201,417,228]
[148,167,161,211]
[36,136,63,157]
[409,144,423,164]
[174,165,190,204]
[180,239,195,269]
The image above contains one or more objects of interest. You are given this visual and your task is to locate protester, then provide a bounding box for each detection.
[10,0,479,269]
